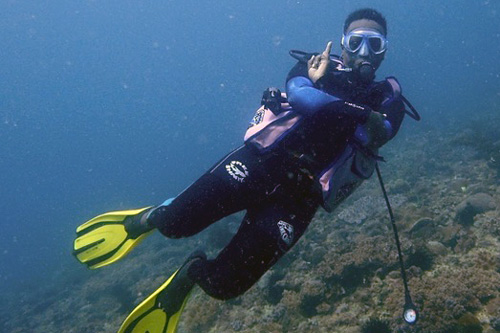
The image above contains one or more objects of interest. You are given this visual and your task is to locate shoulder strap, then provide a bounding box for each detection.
[385,77,402,99]
[384,77,421,121]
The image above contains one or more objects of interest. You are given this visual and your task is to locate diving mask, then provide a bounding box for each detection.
[341,29,388,55]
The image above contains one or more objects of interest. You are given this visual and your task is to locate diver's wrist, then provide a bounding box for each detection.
[314,75,328,90]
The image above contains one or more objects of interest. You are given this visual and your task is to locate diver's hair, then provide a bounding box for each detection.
[344,8,387,35]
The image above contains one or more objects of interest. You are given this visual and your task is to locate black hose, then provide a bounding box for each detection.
[401,95,421,121]
[375,163,418,324]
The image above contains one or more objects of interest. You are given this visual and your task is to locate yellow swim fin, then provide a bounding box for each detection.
[73,207,154,269]
[118,251,206,333]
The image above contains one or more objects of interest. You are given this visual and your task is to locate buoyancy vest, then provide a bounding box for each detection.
[244,77,403,211]
[317,143,380,211]
[243,93,302,151]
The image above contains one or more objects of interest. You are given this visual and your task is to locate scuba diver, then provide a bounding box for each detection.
[73,8,418,332]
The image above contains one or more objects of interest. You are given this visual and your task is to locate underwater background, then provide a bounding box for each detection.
[0,0,499,332]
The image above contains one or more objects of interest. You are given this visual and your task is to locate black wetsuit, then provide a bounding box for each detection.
[148,144,319,299]
[147,62,406,300]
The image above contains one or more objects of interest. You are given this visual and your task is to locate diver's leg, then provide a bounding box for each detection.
[147,145,277,238]
[187,196,319,300]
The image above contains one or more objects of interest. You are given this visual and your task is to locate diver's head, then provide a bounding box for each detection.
[341,8,387,82]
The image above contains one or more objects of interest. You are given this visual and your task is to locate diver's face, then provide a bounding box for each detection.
[341,19,386,74]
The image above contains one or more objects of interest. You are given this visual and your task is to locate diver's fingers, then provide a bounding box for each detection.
[315,55,321,67]
[308,55,320,69]
[308,55,315,67]
[322,41,333,58]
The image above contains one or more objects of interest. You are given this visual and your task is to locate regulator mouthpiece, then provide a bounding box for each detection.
[403,305,418,325]
[358,62,375,82]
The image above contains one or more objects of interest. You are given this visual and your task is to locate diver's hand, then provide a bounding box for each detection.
[365,111,389,149]
[308,41,332,84]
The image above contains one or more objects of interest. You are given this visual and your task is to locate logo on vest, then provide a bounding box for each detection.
[278,220,294,247]
[344,101,365,110]
[225,160,249,182]
[248,108,265,128]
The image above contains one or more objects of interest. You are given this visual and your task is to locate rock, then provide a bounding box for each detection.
[299,279,326,317]
[315,302,331,314]
[426,241,448,256]
[231,320,243,331]
[257,271,271,289]
[440,225,461,248]
[455,193,496,226]
[407,266,423,278]
[390,178,411,194]
[334,303,349,314]
[457,313,482,332]
[454,231,477,253]
[303,246,327,265]
[301,279,325,298]
[466,193,497,211]
[409,217,436,239]
[492,317,500,331]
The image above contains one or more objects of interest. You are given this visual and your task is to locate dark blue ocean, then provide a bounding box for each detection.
[0,1,498,332]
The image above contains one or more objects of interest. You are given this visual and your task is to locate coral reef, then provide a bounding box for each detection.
[2,122,500,333]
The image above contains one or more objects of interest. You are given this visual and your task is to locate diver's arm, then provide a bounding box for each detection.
[286,76,372,123]
[285,76,341,115]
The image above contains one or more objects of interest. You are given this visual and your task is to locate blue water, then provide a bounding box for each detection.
[0,0,498,303]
